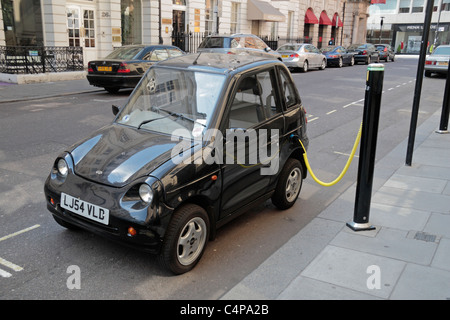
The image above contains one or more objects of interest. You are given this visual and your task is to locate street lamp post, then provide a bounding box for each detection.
[379,17,384,44]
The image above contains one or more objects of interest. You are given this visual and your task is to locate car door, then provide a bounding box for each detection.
[219,67,284,220]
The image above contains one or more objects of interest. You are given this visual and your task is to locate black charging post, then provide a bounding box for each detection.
[436,60,450,134]
[347,63,384,231]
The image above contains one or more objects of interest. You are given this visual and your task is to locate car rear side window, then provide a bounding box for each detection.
[279,68,299,109]
[150,49,169,61]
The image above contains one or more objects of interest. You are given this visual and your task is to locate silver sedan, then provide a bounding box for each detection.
[425,45,450,77]
[277,43,327,72]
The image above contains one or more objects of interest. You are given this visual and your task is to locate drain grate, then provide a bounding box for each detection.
[413,231,437,242]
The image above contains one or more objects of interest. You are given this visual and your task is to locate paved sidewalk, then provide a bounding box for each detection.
[221,108,450,300]
[0,78,100,103]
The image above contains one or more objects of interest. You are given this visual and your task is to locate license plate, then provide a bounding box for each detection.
[97,66,112,72]
[438,61,448,66]
[282,55,289,58]
[61,193,109,225]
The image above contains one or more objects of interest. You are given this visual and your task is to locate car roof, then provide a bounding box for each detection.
[156,52,281,74]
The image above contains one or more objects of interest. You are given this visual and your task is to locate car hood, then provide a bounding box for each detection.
[69,124,195,187]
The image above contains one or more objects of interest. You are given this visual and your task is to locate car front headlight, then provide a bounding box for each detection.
[57,158,68,177]
[139,183,153,204]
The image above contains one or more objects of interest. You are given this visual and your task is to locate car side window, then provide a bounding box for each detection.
[254,37,268,50]
[279,68,299,109]
[230,37,240,48]
[150,49,169,61]
[227,70,279,129]
[168,48,183,57]
[244,37,256,49]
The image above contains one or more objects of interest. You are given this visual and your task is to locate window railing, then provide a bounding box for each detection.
[0,46,84,74]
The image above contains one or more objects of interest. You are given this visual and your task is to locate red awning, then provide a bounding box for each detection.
[305,9,318,24]
[319,11,332,25]
[332,13,343,27]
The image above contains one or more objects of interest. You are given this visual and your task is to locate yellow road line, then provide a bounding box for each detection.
[0,224,40,243]
[0,257,23,272]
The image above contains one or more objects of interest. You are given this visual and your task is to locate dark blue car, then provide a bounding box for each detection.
[321,45,355,67]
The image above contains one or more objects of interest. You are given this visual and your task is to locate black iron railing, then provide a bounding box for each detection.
[0,46,84,74]
[171,32,312,53]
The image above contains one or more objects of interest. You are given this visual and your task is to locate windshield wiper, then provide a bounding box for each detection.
[158,108,207,127]
[137,114,171,129]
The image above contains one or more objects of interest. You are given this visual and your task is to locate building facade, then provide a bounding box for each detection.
[1,0,370,65]
[367,0,450,53]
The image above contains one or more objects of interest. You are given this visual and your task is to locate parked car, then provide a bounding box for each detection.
[44,53,309,275]
[277,43,327,72]
[197,34,281,60]
[87,45,185,93]
[320,45,355,67]
[376,44,395,62]
[425,45,450,77]
[347,43,380,64]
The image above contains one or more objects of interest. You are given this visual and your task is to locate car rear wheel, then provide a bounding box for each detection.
[272,158,303,210]
[338,57,343,68]
[320,59,326,70]
[350,56,355,66]
[302,60,308,72]
[158,204,209,274]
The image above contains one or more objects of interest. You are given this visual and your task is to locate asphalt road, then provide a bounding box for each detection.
[0,56,445,299]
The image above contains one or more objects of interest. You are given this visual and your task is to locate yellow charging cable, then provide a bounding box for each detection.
[297,122,362,187]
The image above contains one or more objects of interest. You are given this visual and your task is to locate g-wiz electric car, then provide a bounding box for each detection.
[44,53,309,274]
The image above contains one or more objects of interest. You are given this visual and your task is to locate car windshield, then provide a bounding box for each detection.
[433,46,450,55]
[278,44,301,51]
[116,66,226,138]
[106,47,143,60]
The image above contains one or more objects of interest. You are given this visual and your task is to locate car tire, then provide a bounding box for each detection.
[338,57,343,68]
[350,56,355,66]
[302,60,308,72]
[158,203,209,275]
[272,158,303,210]
[425,70,432,77]
[320,59,326,70]
[365,56,370,65]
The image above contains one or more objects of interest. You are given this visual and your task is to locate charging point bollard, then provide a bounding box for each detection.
[436,60,450,134]
[347,63,384,231]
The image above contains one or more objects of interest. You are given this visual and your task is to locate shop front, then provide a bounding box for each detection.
[393,23,450,53]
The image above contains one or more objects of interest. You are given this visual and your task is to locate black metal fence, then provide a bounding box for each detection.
[0,46,84,74]
[171,32,311,53]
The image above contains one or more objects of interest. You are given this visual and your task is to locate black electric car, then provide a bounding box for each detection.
[44,53,309,274]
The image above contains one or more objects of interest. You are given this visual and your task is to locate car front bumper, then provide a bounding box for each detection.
[44,168,169,254]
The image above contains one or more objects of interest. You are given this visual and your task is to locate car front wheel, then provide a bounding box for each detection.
[158,204,209,274]
[272,158,303,210]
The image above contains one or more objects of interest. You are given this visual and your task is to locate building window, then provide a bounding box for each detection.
[121,0,142,45]
[412,0,424,12]
[173,0,186,5]
[399,0,411,13]
[442,0,450,11]
[271,22,278,38]
[83,10,95,47]
[205,0,213,34]
[287,11,294,38]
[2,0,44,46]
[230,2,240,34]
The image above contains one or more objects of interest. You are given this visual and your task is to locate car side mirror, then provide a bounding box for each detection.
[112,104,120,116]
[265,47,271,52]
